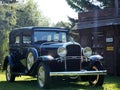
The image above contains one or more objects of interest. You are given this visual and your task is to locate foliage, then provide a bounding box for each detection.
[1,0,18,4]
[67,16,78,28]
[0,5,16,30]
[0,0,50,66]
[54,21,71,28]
[0,4,16,65]
[66,0,115,12]
[16,0,49,27]
[66,0,115,25]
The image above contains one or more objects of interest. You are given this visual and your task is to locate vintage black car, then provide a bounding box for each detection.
[2,27,107,88]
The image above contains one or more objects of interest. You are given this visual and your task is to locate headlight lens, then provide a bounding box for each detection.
[57,47,67,57]
[83,47,92,57]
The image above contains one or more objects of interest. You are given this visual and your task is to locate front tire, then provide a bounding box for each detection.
[89,64,104,86]
[6,63,15,82]
[37,62,50,89]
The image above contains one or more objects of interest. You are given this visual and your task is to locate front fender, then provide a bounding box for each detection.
[28,55,54,75]
[3,55,14,70]
[89,55,103,61]
[40,55,54,61]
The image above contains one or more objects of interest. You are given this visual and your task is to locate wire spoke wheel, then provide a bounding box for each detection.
[89,64,105,86]
[38,66,45,87]
[37,62,50,89]
[89,66,99,85]
[6,65,11,81]
[6,63,15,82]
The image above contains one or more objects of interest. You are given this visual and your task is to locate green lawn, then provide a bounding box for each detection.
[0,71,120,90]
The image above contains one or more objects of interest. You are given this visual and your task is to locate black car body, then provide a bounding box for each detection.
[2,27,107,88]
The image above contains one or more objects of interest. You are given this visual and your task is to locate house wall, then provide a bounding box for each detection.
[78,26,118,75]
[76,1,120,75]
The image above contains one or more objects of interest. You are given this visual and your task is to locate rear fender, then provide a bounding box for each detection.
[28,48,38,61]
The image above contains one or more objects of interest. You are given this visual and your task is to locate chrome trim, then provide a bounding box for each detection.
[66,56,81,59]
[56,56,81,61]
[63,42,81,48]
[50,70,107,76]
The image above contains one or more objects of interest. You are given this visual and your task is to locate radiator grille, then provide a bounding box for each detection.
[66,44,81,56]
[66,59,80,71]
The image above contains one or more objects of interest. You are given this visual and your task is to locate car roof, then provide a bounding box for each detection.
[11,26,68,33]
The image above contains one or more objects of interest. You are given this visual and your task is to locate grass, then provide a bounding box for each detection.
[0,71,120,90]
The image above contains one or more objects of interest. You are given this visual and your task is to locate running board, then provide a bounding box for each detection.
[50,70,107,76]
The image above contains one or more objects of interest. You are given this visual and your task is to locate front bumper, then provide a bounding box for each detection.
[50,70,107,76]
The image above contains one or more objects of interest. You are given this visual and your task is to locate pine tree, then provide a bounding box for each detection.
[66,0,115,27]
[66,0,114,12]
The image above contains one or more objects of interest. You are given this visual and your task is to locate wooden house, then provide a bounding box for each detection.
[73,1,120,75]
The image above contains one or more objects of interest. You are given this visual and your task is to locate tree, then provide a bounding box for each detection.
[16,0,49,27]
[0,4,16,67]
[0,0,50,67]
[66,0,114,12]
[0,0,18,4]
[54,21,71,28]
[66,0,115,27]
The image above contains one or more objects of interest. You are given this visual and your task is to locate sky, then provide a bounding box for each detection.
[35,0,77,24]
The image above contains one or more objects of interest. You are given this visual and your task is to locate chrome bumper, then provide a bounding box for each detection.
[50,70,107,76]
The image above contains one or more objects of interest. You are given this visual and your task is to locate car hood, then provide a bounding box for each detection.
[40,42,80,48]
[39,42,80,58]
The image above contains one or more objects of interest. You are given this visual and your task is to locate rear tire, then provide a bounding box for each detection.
[6,63,15,82]
[37,62,50,89]
[89,64,105,86]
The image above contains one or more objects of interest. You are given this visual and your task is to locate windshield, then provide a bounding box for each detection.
[34,31,67,43]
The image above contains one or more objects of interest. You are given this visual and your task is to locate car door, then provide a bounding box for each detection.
[20,30,32,70]
[9,30,23,72]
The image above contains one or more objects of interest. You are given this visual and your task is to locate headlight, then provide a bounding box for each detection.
[83,47,92,57]
[57,47,67,57]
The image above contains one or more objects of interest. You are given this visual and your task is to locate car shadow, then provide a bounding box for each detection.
[0,78,104,90]
[50,77,104,90]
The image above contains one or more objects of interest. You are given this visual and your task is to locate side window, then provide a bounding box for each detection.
[54,33,59,41]
[47,35,52,41]
[62,33,66,43]
[15,36,20,44]
[23,36,31,44]
[22,30,32,44]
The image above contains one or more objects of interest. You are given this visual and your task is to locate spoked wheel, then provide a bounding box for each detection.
[27,52,34,70]
[6,63,15,82]
[37,62,50,89]
[89,65,104,86]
